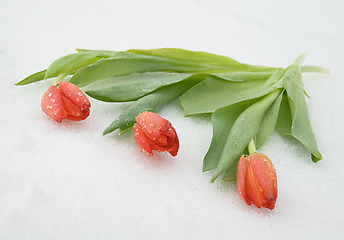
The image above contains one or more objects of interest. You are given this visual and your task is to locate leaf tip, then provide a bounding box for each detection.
[103,124,118,136]
[75,48,84,53]
[210,170,222,183]
[311,153,322,163]
[103,128,112,136]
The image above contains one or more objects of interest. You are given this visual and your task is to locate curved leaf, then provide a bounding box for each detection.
[203,99,259,172]
[211,72,273,82]
[275,93,292,136]
[210,89,282,182]
[103,77,202,135]
[15,69,47,86]
[75,49,118,56]
[45,52,109,79]
[70,51,267,87]
[282,64,322,162]
[85,72,199,102]
[128,48,276,72]
[127,48,244,67]
[182,69,284,115]
[16,50,118,86]
[255,90,284,149]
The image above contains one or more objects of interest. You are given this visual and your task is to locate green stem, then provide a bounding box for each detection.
[52,73,67,86]
[248,139,256,155]
[301,65,330,74]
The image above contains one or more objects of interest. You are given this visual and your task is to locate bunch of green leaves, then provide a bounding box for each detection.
[16,48,275,134]
[17,48,327,182]
[186,53,325,182]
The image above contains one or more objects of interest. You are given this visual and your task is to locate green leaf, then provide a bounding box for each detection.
[210,89,282,182]
[282,64,322,162]
[181,69,284,115]
[70,50,274,88]
[128,48,276,72]
[255,90,284,149]
[45,52,113,79]
[15,69,47,86]
[211,72,274,82]
[222,163,238,181]
[275,92,292,136]
[127,48,244,67]
[75,48,119,57]
[103,77,202,135]
[86,71,274,103]
[16,50,118,86]
[85,72,200,102]
[203,99,259,172]
[118,124,134,135]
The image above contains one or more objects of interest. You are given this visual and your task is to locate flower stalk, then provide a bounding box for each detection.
[248,139,256,155]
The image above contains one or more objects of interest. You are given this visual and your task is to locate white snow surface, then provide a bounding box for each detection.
[0,0,343,239]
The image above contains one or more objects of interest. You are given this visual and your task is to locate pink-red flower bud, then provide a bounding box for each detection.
[236,153,278,210]
[41,81,90,122]
[133,111,179,156]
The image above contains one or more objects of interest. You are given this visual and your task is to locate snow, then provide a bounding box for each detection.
[1,0,344,239]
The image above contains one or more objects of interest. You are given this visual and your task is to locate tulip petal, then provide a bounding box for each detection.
[250,153,277,210]
[155,134,168,146]
[165,127,179,156]
[133,123,153,156]
[167,144,179,157]
[246,158,265,208]
[164,126,177,143]
[41,86,67,122]
[237,155,251,205]
[58,81,91,110]
[60,95,88,121]
[147,139,169,153]
[134,112,180,156]
[135,112,172,141]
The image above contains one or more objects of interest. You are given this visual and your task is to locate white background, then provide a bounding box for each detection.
[1,0,344,239]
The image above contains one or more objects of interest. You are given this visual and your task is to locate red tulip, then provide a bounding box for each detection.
[236,153,278,210]
[41,81,90,122]
[133,111,179,156]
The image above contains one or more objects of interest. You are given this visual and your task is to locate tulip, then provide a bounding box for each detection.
[133,111,179,156]
[236,152,278,210]
[41,81,90,122]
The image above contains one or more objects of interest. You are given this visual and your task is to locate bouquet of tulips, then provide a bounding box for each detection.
[17,48,327,210]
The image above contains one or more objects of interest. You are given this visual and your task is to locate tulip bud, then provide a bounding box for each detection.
[236,153,277,210]
[133,111,179,156]
[41,81,91,122]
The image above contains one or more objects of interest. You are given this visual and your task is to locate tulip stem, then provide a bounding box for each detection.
[53,73,67,86]
[248,139,256,155]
